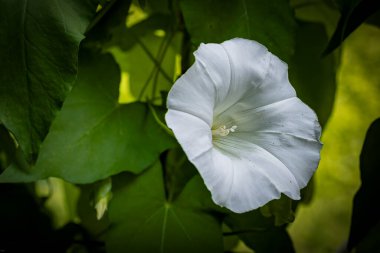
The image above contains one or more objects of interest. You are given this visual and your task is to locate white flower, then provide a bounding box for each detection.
[165,38,322,213]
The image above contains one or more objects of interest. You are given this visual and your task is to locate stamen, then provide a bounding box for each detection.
[212,125,237,137]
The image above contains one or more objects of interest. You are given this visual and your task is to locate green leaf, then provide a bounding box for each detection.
[106,162,223,253]
[225,210,295,253]
[180,0,296,61]
[289,21,337,127]
[0,50,175,183]
[0,0,98,160]
[347,118,380,252]
[324,0,380,55]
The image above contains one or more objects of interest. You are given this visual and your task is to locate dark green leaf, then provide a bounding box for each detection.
[114,13,174,51]
[289,21,336,127]
[180,0,296,61]
[0,0,98,160]
[85,0,132,47]
[324,0,380,55]
[164,147,197,202]
[347,118,380,252]
[225,210,295,253]
[0,50,175,183]
[106,162,223,253]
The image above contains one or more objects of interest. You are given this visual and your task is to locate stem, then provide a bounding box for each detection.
[135,36,173,83]
[137,36,167,100]
[147,103,174,137]
[151,32,174,99]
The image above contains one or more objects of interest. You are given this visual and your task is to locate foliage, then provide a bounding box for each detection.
[0,0,379,252]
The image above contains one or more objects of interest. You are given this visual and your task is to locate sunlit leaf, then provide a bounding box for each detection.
[289,21,336,127]
[180,0,296,61]
[347,118,380,252]
[0,50,175,183]
[0,0,98,160]
[106,162,223,253]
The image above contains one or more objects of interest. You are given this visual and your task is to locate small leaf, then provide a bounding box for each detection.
[0,50,175,183]
[0,0,98,160]
[106,162,223,253]
[180,0,296,61]
[324,0,380,55]
[347,118,380,252]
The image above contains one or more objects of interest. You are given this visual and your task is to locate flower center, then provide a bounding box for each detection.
[212,125,237,137]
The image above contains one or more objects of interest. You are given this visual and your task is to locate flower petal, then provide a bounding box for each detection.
[217,97,322,188]
[194,139,300,213]
[167,52,223,126]
[214,38,296,118]
[216,97,321,141]
[245,131,322,188]
[165,109,212,161]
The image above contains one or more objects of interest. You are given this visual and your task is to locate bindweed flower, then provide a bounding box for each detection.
[165,38,322,213]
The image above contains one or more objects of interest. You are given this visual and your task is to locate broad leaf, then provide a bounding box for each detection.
[0,0,98,160]
[289,21,336,127]
[347,118,380,252]
[106,162,223,253]
[180,0,296,61]
[0,50,175,183]
[324,0,380,54]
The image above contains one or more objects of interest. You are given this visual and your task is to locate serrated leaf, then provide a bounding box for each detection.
[106,162,223,253]
[180,0,296,61]
[347,118,380,252]
[0,50,175,183]
[289,21,336,127]
[0,0,98,160]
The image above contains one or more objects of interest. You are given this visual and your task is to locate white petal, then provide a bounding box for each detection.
[165,110,212,160]
[213,38,296,117]
[217,97,321,141]
[166,54,220,126]
[193,138,300,213]
[217,97,322,188]
[245,131,322,188]
[194,43,231,107]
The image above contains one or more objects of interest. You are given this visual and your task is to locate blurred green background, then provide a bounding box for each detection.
[289,23,380,253]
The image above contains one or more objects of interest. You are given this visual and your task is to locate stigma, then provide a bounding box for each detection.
[212,125,237,137]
